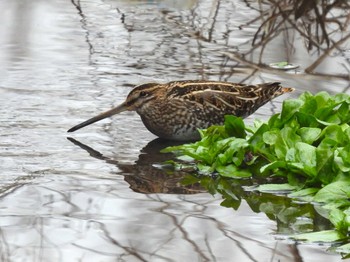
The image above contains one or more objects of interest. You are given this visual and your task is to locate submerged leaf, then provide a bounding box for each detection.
[216,164,252,178]
[257,183,297,192]
[288,188,319,199]
[335,243,350,255]
[293,230,344,242]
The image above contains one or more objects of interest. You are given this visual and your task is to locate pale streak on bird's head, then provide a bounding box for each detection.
[124,82,162,111]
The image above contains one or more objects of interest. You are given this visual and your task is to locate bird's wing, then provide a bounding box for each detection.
[165,81,288,117]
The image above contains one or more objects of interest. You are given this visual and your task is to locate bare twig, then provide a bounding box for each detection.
[306,33,350,73]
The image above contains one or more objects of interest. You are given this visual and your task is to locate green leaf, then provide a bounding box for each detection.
[176,155,194,162]
[288,188,319,201]
[217,179,242,209]
[181,175,201,186]
[217,138,249,166]
[280,98,304,123]
[329,209,348,234]
[248,123,269,148]
[295,112,318,127]
[314,91,332,109]
[298,127,321,144]
[335,243,350,254]
[313,181,350,204]
[273,127,300,160]
[262,130,279,145]
[285,147,296,162]
[281,126,301,148]
[315,107,336,122]
[257,183,297,192]
[334,93,350,104]
[197,163,213,174]
[224,115,246,138]
[334,146,350,172]
[298,91,313,102]
[199,176,218,195]
[267,113,282,128]
[299,95,317,115]
[260,161,286,173]
[294,142,317,176]
[337,102,350,123]
[319,125,347,147]
[216,164,252,178]
[195,145,212,164]
[161,144,187,153]
[275,61,288,67]
[325,114,341,125]
[293,230,344,242]
[316,147,334,184]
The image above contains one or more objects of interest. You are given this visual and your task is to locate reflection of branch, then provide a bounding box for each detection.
[272,1,325,51]
[0,228,10,262]
[97,222,149,262]
[223,51,350,80]
[71,0,94,55]
[149,195,212,261]
[239,0,349,74]
[0,170,46,200]
[341,81,350,93]
[305,33,350,73]
[264,0,348,51]
[207,0,221,42]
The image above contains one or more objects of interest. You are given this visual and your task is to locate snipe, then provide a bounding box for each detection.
[68,80,294,141]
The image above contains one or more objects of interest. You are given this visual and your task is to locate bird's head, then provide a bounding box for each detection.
[123,83,160,110]
[67,83,161,132]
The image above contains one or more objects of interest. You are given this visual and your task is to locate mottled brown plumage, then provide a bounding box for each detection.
[68,80,294,141]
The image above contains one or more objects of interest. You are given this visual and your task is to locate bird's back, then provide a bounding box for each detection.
[164,80,293,118]
[137,80,294,141]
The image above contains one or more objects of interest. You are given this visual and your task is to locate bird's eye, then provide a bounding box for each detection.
[139,91,147,97]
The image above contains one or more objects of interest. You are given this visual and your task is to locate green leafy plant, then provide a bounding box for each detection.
[163,91,350,258]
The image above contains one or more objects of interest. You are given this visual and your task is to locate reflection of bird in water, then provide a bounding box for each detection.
[67,137,203,194]
[68,80,294,141]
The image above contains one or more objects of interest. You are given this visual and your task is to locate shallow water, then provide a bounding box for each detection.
[0,0,349,261]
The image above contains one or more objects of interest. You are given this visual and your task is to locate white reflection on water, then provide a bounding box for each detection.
[0,177,336,262]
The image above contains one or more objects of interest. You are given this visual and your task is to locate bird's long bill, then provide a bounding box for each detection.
[67,102,128,132]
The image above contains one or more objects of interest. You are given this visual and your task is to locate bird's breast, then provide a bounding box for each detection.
[136,99,226,141]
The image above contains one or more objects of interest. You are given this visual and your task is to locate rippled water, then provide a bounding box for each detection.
[0,0,349,261]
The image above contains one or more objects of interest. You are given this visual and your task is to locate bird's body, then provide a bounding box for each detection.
[68,80,294,141]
